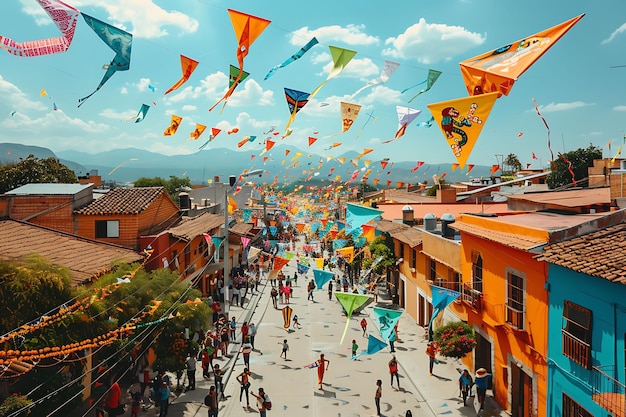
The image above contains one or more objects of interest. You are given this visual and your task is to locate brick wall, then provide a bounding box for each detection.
[8,196,75,234]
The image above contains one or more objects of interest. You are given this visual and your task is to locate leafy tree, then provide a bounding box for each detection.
[134,175,192,205]
[425,178,446,197]
[546,144,602,189]
[361,237,395,275]
[0,155,77,194]
[503,153,522,175]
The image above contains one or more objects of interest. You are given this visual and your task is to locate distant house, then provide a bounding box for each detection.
[537,219,626,417]
[75,187,181,250]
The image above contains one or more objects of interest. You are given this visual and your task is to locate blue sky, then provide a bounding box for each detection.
[1,0,626,171]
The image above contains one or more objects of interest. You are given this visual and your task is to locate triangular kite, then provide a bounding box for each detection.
[427,92,499,169]
[335,292,371,344]
[345,203,383,234]
[324,102,362,138]
[402,69,442,103]
[350,60,400,100]
[273,256,290,271]
[312,269,334,291]
[308,46,357,102]
[428,285,461,340]
[373,307,402,342]
[164,54,199,95]
[308,137,317,146]
[284,88,310,130]
[351,334,388,360]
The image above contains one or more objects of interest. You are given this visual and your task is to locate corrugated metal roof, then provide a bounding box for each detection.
[230,222,254,236]
[75,187,166,215]
[165,212,223,241]
[6,183,93,195]
[451,221,547,251]
[0,219,142,286]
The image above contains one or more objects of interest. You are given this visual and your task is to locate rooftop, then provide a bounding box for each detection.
[75,187,167,215]
[375,219,423,247]
[164,212,223,242]
[6,183,93,195]
[506,187,611,208]
[377,201,508,222]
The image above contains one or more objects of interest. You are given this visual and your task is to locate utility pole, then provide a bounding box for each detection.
[222,175,237,315]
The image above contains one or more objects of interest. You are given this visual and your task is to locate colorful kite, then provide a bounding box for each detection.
[190,124,206,139]
[164,55,199,95]
[163,115,182,136]
[335,292,371,344]
[428,92,499,168]
[325,102,362,138]
[351,335,388,360]
[265,37,319,80]
[209,9,270,111]
[401,69,442,103]
[0,0,79,57]
[428,285,461,340]
[284,88,310,130]
[349,60,400,99]
[382,106,421,143]
[417,116,435,128]
[78,14,132,107]
[460,15,584,96]
[134,104,150,123]
[308,46,357,102]
[313,269,334,291]
[356,148,373,160]
[410,161,424,173]
[373,307,402,342]
[282,306,293,329]
[308,136,317,147]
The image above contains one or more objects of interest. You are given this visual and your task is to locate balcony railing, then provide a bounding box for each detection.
[462,282,483,311]
[561,330,590,369]
[592,365,625,417]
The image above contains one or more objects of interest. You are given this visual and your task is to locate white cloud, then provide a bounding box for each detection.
[602,23,626,44]
[290,24,379,46]
[613,105,626,111]
[120,87,128,95]
[359,85,403,105]
[235,112,281,131]
[182,104,197,111]
[135,78,154,92]
[22,0,198,39]
[99,108,136,119]
[536,101,592,113]
[227,80,274,107]
[0,75,48,112]
[383,18,485,64]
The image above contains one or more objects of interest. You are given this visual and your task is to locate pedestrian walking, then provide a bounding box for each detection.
[459,369,473,406]
[229,317,237,342]
[251,388,271,417]
[316,353,330,390]
[236,368,252,408]
[474,368,489,409]
[201,348,212,379]
[374,379,382,416]
[204,386,218,417]
[360,318,368,337]
[389,327,397,353]
[307,280,315,301]
[248,323,257,350]
[389,355,400,388]
[327,279,333,300]
[213,364,225,400]
[293,271,298,286]
[351,340,359,358]
[270,287,278,309]
[292,314,302,329]
[185,353,197,391]
[157,380,170,417]
[279,339,289,359]
[426,341,439,375]
[104,380,121,417]
[240,338,253,369]
[241,321,249,343]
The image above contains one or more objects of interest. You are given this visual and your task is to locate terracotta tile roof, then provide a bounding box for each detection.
[536,222,626,284]
[0,219,143,286]
[75,187,167,215]
[230,222,254,236]
[375,219,423,247]
[165,212,223,241]
[451,221,547,251]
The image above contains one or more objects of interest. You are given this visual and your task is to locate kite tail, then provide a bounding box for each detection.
[532,98,554,167]
[400,79,427,94]
[284,106,298,131]
[407,89,426,103]
[78,89,99,108]
[209,69,242,112]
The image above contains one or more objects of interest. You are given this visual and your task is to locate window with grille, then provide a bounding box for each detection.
[471,251,483,293]
[562,393,593,417]
[95,220,119,238]
[562,301,592,368]
[506,270,525,329]
[448,269,461,293]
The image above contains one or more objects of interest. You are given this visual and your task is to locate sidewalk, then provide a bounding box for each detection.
[151,263,508,417]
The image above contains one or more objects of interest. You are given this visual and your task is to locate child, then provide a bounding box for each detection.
[279,339,289,359]
[130,390,142,417]
[360,318,368,337]
[351,339,359,358]
[292,314,301,329]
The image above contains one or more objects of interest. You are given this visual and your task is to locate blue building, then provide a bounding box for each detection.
[539,220,626,417]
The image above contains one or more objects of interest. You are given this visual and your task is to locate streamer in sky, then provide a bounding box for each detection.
[209,9,270,111]
[532,98,554,166]
[78,14,132,107]
[349,60,399,99]
[403,69,442,103]
[264,37,318,80]
[164,55,199,95]
[134,104,150,123]
[0,0,79,57]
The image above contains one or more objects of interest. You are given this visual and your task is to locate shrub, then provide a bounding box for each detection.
[432,321,476,359]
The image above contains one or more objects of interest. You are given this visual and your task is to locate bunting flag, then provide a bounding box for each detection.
[451,163,460,171]
[164,55,199,95]
[351,334,388,360]
[228,196,238,214]
[402,69,442,103]
[247,247,261,264]
[242,208,252,223]
[264,37,319,80]
[209,9,270,111]
[284,252,296,261]
[282,306,293,329]
[133,104,150,123]
[335,292,371,344]
[308,46,357,103]
[269,225,277,236]
[313,269,334,291]
[190,123,206,139]
[0,0,79,57]
[373,307,403,342]
[336,246,355,263]
[299,256,310,266]
[78,14,132,107]
[428,285,461,340]
[324,102,362,138]
[467,164,475,174]
[356,148,373,160]
[349,60,400,99]
[383,106,421,143]
[314,258,324,270]
[241,236,251,248]
[284,88,310,130]
[427,92,499,169]
[211,236,224,262]
[297,262,310,275]
[163,115,183,136]
[345,203,383,234]
[296,223,305,232]
[460,15,584,96]
[490,164,501,175]
[361,224,376,243]
[308,136,317,146]
[410,161,425,173]
[273,256,290,271]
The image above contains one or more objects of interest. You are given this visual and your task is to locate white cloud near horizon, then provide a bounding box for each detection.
[383,18,485,64]
[536,101,592,113]
[290,24,379,46]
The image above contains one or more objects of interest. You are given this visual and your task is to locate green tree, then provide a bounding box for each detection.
[504,153,522,175]
[134,175,192,205]
[0,155,77,193]
[546,144,602,189]
[361,237,395,275]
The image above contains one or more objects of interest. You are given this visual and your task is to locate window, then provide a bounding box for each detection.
[399,243,405,259]
[562,301,592,368]
[95,220,119,238]
[562,393,593,417]
[412,250,417,269]
[448,269,461,293]
[429,259,437,281]
[471,251,483,293]
[506,270,525,329]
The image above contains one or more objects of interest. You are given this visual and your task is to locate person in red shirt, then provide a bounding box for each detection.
[104,381,121,417]
[388,356,400,388]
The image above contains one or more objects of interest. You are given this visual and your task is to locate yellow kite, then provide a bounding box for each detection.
[163,115,182,136]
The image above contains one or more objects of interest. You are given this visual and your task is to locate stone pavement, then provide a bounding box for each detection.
[133,255,507,417]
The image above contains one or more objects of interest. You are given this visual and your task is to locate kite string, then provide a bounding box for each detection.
[532,98,554,168]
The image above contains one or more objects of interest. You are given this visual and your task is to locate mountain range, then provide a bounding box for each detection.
[0,143,498,186]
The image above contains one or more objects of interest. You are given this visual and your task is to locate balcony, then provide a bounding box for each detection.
[592,365,625,417]
[562,329,590,369]
[462,282,483,311]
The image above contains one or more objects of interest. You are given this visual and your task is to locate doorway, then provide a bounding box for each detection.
[511,362,533,417]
